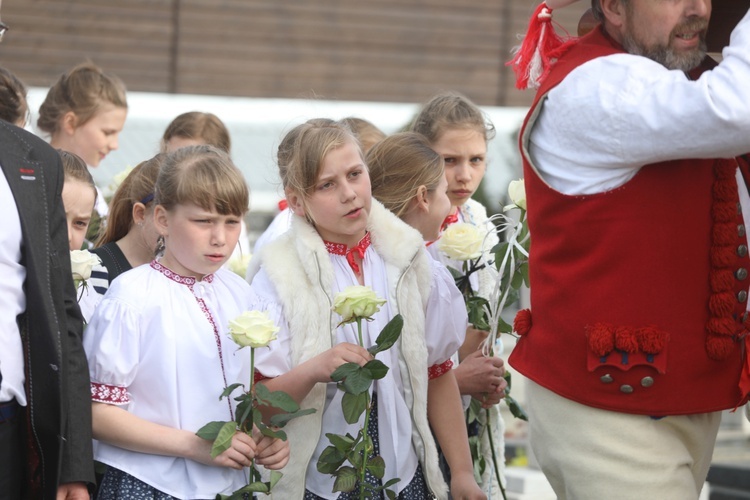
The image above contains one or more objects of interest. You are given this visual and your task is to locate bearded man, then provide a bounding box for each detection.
[508,1,750,499]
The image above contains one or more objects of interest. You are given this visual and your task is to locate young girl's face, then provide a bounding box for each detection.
[294,141,372,247]
[63,104,127,167]
[62,179,96,251]
[155,202,242,279]
[432,128,487,208]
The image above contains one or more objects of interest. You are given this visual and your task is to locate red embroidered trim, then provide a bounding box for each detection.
[428,359,453,380]
[324,233,371,275]
[706,162,744,360]
[90,382,130,405]
[150,260,215,285]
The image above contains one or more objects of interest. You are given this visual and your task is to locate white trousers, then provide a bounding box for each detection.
[527,381,721,500]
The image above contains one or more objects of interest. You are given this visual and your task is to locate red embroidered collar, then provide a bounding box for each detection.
[150,260,215,286]
[324,233,371,275]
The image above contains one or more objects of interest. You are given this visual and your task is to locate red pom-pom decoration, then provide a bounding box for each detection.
[586,323,615,357]
[706,335,735,360]
[707,317,737,336]
[709,292,737,317]
[637,327,669,354]
[514,309,532,337]
[614,326,639,353]
[712,245,738,268]
[713,223,739,246]
[711,270,735,293]
[712,202,739,223]
[713,179,739,202]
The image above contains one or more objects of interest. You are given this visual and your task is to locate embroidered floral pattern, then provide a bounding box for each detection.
[427,359,453,380]
[91,382,130,405]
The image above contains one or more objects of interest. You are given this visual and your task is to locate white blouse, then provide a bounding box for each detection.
[83,261,259,499]
[252,245,466,499]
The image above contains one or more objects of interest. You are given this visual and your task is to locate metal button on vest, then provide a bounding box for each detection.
[620,384,634,394]
[738,203,743,215]
[640,377,654,388]
[738,290,748,303]
[738,245,748,258]
[737,268,748,281]
[744,311,749,323]
[739,225,747,238]
[600,374,613,384]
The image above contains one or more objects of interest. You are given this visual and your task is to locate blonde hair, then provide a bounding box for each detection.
[160,111,231,154]
[59,149,97,202]
[278,118,362,202]
[0,66,28,126]
[155,145,248,217]
[367,132,444,219]
[96,154,166,247]
[37,61,127,135]
[410,91,495,144]
[339,116,386,154]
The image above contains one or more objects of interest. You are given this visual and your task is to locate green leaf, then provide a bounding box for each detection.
[219,383,244,400]
[338,365,373,395]
[331,362,361,383]
[234,398,253,429]
[368,314,403,355]
[317,446,347,474]
[385,488,398,500]
[233,481,270,494]
[258,389,301,413]
[504,371,513,392]
[447,266,465,281]
[259,425,287,441]
[341,391,368,424]
[505,394,529,421]
[363,359,389,380]
[366,455,386,479]
[196,421,227,441]
[467,398,482,424]
[382,478,401,490]
[511,268,524,290]
[332,466,358,493]
[269,407,317,428]
[210,421,237,459]
[326,432,356,452]
[520,262,530,287]
[269,470,283,490]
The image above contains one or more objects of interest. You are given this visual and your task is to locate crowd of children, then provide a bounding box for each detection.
[1,59,510,500]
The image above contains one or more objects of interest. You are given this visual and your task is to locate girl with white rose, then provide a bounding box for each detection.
[82,145,289,499]
[248,119,484,499]
[410,92,506,498]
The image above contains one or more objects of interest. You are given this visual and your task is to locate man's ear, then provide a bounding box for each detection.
[600,0,627,29]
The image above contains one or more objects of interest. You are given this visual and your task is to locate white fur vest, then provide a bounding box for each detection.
[250,200,449,499]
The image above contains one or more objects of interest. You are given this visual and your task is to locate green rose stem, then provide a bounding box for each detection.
[355,317,371,500]
[248,346,256,485]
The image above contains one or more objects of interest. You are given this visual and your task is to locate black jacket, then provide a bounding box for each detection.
[0,121,95,497]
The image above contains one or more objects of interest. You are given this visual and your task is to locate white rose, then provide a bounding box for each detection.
[107,166,133,197]
[507,178,526,211]
[332,286,386,324]
[229,310,279,348]
[70,250,101,282]
[227,254,252,278]
[438,222,486,261]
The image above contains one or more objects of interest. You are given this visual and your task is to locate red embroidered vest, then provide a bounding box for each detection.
[509,26,750,415]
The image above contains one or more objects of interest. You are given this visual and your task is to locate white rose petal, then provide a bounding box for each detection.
[229,310,279,348]
[437,222,486,261]
[507,178,526,211]
[70,250,102,282]
[332,285,387,324]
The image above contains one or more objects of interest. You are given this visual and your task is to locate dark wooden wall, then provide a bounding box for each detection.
[0,0,589,107]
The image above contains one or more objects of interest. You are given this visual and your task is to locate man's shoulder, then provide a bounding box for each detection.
[0,120,56,155]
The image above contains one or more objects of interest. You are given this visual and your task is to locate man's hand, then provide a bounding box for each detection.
[56,482,89,500]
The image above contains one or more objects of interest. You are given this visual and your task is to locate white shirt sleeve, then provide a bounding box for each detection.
[529,9,750,195]
[424,257,468,367]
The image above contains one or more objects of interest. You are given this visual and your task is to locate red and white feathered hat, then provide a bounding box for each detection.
[506,0,581,91]
[508,0,750,90]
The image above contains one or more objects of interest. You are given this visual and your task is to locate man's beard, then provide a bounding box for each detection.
[621,18,708,72]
